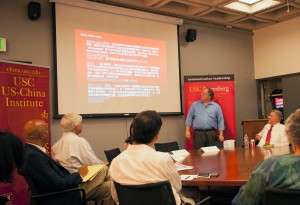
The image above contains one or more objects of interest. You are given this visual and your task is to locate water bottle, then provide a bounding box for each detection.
[264,150,272,159]
[244,134,249,148]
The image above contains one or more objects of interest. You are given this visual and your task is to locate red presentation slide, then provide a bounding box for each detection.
[75,29,167,104]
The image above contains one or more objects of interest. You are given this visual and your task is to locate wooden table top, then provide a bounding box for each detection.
[179,146,293,187]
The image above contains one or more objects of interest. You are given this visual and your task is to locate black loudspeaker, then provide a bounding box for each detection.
[28,1,41,21]
[186,29,197,42]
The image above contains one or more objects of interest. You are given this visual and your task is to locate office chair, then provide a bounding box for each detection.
[18,169,86,205]
[114,181,176,205]
[104,148,121,163]
[262,187,300,205]
[154,141,179,152]
[27,187,86,205]
[114,181,211,205]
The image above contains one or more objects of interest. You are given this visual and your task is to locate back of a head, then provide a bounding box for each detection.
[23,120,47,140]
[0,131,24,183]
[60,113,82,132]
[132,110,162,144]
[285,109,300,147]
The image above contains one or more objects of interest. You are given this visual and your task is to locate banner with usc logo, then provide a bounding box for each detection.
[0,60,50,205]
[184,75,235,150]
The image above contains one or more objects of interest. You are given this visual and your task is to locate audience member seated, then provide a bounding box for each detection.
[21,120,88,205]
[109,110,199,205]
[52,113,114,205]
[255,110,289,147]
[232,109,300,205]
[0,130,23,183]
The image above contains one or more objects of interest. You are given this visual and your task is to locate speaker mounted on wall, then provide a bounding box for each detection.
[186,29,197,42]
[28,1,41,21]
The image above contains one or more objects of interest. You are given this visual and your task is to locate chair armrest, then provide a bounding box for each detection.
[27,187,86,205]
[196,196,212,205]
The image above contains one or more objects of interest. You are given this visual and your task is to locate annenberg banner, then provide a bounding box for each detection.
[184,75,235,150]
[0,60,50,205]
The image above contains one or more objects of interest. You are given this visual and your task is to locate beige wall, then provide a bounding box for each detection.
[0,0,257,159]
[253,16,300,79]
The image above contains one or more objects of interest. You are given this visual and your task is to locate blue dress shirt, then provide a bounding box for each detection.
[185,100,225,131]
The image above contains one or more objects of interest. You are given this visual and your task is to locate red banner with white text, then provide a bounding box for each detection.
[0,60,50,205]
[184,75,235,150]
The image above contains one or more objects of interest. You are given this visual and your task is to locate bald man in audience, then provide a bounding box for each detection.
[255,110,289,147]
[21,120,88,205]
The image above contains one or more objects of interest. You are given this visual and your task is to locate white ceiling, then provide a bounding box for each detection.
[91,0,300,31]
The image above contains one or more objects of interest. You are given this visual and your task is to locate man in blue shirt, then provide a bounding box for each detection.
[185,87,225,149]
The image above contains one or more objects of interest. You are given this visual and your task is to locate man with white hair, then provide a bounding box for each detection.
[52,113,114,205]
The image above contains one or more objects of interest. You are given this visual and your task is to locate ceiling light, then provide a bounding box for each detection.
[239,0,261,4]
[225,0,281,13]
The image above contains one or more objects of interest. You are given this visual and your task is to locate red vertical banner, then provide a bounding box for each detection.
[0,60,50,205]
[184,75,235,150]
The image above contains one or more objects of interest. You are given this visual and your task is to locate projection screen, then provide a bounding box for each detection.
[52,0,183,117]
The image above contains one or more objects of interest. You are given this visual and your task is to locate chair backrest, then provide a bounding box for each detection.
[114,181,176,205]
[262,187,300,205]
[18,169,85,205]
[104,148,121,163]
[154,141,179,152]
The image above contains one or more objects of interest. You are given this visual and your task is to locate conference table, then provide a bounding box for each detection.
[179,146,293,187]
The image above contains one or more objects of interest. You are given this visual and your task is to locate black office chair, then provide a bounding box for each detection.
[104,148,121,163]
[262,187,300,205]
[114,180,176,205]
[27,187,86,205]
[154,141,179,152]
[18,170,86,205]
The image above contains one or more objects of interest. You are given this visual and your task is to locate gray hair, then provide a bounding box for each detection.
[60,113,82,132]
[271,109,282,122]
[285,109,300,147]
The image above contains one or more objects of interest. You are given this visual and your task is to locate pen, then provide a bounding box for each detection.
[185,176,190,180]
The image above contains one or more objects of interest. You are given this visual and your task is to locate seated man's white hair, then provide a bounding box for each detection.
[60,113,82,132]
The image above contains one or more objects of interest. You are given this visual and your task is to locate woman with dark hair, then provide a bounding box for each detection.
[0,130,24,183]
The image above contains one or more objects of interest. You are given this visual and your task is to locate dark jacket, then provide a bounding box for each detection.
[21,144,83,205]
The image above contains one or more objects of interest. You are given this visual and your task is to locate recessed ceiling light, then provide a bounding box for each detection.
[239,0,261,5]
[225,0,281,14]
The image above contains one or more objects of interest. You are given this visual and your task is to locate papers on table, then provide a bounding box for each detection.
[175,163,193,171]
[170,149,190,162]
[82,164,105,182]
[200,146,220,153]
[180,174,198,181]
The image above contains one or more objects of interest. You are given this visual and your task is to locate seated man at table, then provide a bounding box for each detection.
[52,113,114,205]
[232,109,300,205]
[255,110,289,147]
[109,110,199,205]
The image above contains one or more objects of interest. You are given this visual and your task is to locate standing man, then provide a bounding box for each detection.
[255,110,289,147]
[185,87,225,149]
[52,113,114,205]
[21,120,88,205]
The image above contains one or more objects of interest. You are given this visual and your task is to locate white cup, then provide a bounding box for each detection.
[224,140,235,150]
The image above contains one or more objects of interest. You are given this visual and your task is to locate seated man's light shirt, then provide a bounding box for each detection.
[109,144,182,205]
[257,123,289,147]
[52,132,103,173]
